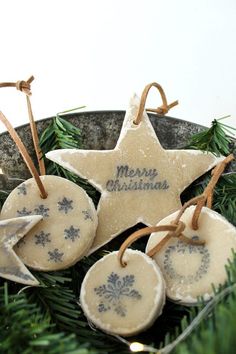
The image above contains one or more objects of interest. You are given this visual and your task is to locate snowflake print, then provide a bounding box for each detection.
[64,226,80,242]
[17,184,27,195]
[58,197,73,214]
[94,272,142,317]
[82,210,93,221]
[34,205,50,218]
[17,207,32,216]
[48,248,64,263]
[35,231,51,247]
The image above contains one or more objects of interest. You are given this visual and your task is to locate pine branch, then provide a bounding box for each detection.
[182,173,236,226]
[0,283,96,354]
[185,116,235,156]
[39,113,99,205]
[183,116,236,224]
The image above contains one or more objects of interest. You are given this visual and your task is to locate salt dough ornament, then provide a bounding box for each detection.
[0,215,42,285]
[0,175,97,271]
[80,249,165,336]
[0,111,98,271]
[47,82,223,254]
[146,206,236,305]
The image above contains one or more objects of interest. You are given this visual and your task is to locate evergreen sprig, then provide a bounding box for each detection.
[39,111,99,204]
[185,116,235,156]
[0,283,95,354]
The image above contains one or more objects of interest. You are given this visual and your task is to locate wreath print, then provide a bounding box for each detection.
[163,236,210,284]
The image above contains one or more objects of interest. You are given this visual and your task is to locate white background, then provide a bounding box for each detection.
[0,0,235,133]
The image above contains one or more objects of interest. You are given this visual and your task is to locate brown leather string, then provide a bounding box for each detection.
[133,82,178,125]
[191,154,234,230]
[0,76,34,95]
[118,154,234,267]
[0,76,46,175]
[118,221,204,267]
[0,111,48,199]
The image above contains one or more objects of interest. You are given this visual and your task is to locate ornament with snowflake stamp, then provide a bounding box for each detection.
[146,205,236,305]
[0,175,98,271]
[80,249,165,336]
[0,83,98,272]
[47,83,223,254]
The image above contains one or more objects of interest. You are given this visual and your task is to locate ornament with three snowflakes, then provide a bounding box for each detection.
[47,82,223,254]
[146,154,236,305]
[0,99,97,271]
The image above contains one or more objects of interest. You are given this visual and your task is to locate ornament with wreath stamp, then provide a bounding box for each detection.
[0,98,97,271]
[80,239,166,336]
[47,82,223,254]
[146,155,236,305]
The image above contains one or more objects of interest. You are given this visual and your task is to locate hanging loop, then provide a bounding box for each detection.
[118,221,204,267]
[134,82,178,125]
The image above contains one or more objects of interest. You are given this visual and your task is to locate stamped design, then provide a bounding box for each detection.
[106,165,169,192]
[48,248,64,263]
[94,272,142,317]
[64,226,80,242]
[17,184,27,195]
[17,207,32,216]
[164,236,210,284]
[0,266,35,281]
[82,210,93,221]
[58,197,73,214]
[35,231,51,247]
[34,205,50,218]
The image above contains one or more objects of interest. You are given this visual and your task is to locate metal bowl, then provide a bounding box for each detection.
[0,111,235,191]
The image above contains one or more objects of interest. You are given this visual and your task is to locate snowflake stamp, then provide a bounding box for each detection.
[64,226,80,242]
[17,207,32,216]
[48,248,64,263]
[82,210,93,221]
[34,205,50,218]
[163,235,210,284]
[17,183,27,195]
[58,197,73,214]
[94,272,142,317]
[35,231,51,247]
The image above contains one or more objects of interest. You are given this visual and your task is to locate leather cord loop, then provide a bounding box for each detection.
[134,82,178,125]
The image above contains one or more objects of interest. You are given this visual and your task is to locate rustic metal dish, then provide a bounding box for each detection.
[0,111,235,191]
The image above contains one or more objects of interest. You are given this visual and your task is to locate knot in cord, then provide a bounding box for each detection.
[15,76,34,96]
[169,220,186,238]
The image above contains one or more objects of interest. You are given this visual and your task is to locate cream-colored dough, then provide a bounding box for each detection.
[80,250,165,336]
[0,215,42,285]
[47,94,223,254]
[146,206,236,305]
[0,175,97,271]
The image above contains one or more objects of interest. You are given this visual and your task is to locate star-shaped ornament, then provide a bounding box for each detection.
[0,215,42,285]
[47,94,223,254]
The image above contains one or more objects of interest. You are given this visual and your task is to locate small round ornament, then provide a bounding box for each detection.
[146,205,236,305]
[80,249,165,336]
[0,175,97,271]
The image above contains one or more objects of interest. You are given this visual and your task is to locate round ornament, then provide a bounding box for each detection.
[80,249,165,336]
[146,206,236,305]
[0,175,98,271]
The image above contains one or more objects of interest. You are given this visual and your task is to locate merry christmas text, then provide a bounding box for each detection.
[106,165,169,192]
